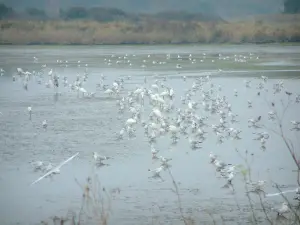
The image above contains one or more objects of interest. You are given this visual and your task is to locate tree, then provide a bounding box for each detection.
[0,3,13,19]
[64,7,88,19]
[88,7,127,22]
[26,8,47,19]
[284,0,300,13]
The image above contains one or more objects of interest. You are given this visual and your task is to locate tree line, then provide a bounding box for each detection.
[284,0,300,13]
[0,1,299,22]
[0,3,220,22]
[0,4,224,22]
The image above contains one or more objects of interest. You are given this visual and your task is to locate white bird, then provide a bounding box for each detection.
[126,118,137,126]
[177,64,182,69]
[118,128,125,139]
[148,166,165,177]
[93,152,110,163]
[17,68,24,75]
[42,120,47,129]
[221,165,236,175]
[31,161,44,171]
[226,172,235,184]
[31,153,79,185]
[234,89,238,96]
[209,152,217,163]
[152,108,163,119]
[104,89,114,95]
[151,145,159,158]
[159,156,172,166]
[169,88,174,99]
[28,106,32,120]
[273,202,290,216]
[214,159,227,170]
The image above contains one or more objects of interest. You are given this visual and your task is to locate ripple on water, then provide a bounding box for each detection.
[0,45,300,225]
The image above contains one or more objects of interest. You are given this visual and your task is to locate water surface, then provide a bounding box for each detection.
[0,44,300,225]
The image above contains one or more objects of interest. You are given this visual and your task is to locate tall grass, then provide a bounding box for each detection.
[0,15,300,45]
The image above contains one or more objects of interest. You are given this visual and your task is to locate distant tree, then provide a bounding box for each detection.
[65,7,88,19]
[26,8,47,19]
[284,0,300,13]
[0,3,13,19]
[59,9,66,19]
[153,11,220,22]
[88,7,127,22]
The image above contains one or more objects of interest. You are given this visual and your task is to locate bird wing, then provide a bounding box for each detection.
[30,152,79,186]
[266,188,298,197]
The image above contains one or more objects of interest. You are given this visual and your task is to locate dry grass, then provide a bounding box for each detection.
[0,15,300,45]
[39,175,120,225]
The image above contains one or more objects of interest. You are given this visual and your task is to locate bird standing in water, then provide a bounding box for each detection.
[28,106,32,120]
[42,120,47,130]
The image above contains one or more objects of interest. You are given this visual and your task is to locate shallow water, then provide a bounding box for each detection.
[0,44,300,225]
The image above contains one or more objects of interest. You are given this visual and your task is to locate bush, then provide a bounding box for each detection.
[0,3,13,19]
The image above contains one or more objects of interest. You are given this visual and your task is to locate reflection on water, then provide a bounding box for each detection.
[53,93,59,103]
[0,45,300,225]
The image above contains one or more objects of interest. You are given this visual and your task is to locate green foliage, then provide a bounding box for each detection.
[154,11,214,22]
[61,6,217,22]
[62,6,132,22]
[241,169,248,177]
[284,0,300,13]
[0,3,13,19]
[88,7,127,22]
[26,8,47,19]
[64,7,88,20]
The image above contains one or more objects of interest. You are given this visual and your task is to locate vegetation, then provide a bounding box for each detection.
[25,8,47,20]
[0,3,222,22]
[0,3,13,19]
[284,0,300,13]
[0,17,300,45]
[0,3,299,45]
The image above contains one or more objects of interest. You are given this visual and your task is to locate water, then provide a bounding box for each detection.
[0,44,300,225]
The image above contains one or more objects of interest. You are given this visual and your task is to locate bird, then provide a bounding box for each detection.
[151,145,159,159]
[209,152,217,163]
[148,166,165,177]
[42,120,47,130]
[31,153,79,185]
[28,106,32,120]
[294,187,300,203]
[159,156,172,167]
[118,128,125,139]
[93,152,110,164]
[31,161,44,171]
[214,159,227,171]
[226,172,235,184]
[285,91,292,96]
[273,202,290,217]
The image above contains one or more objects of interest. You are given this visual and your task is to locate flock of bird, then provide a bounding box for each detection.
[1,51,300,220]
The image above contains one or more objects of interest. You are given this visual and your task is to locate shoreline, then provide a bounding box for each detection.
[0,41,300,46]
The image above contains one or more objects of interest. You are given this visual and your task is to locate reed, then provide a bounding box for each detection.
[1,15,300,45]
